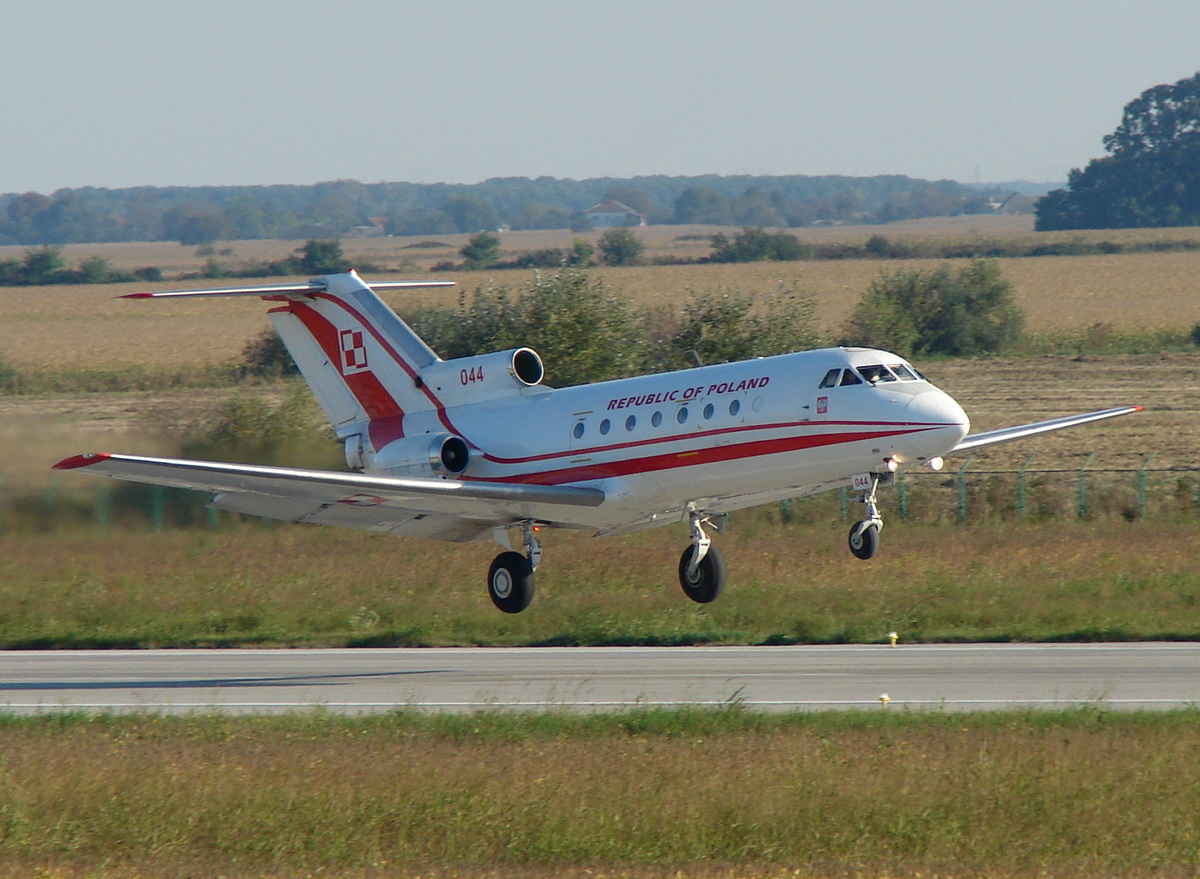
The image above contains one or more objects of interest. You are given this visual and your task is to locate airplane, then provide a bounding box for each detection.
[54,270,1140,613]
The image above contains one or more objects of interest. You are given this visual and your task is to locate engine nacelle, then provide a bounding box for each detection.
[420,347,544,406]
[372,433,471,477]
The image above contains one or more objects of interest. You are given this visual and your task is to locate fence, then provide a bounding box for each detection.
[4,456,1198,534]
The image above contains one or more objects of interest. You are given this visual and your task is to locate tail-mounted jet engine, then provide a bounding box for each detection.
[372,433,471,477]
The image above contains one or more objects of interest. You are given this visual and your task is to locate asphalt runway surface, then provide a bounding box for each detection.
[3,644,1199,714]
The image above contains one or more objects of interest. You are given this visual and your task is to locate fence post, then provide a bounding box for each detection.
[95,485,112,534]
[838,487,847,522]
[1137,453,1156,519]
[1077,452,1096,520]
[897,472,908,521]
[956,455,975,525]
[149,485,166,533]
[1017,455,1035,519]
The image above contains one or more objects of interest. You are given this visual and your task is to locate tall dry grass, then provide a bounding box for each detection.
[2,710,1199,877]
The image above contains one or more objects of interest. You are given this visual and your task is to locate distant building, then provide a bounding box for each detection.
[346,217,387,238]
[584,199,647,227]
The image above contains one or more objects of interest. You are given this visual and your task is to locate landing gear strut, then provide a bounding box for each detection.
[848,474,884,560]
[487,522,542,613]
[678,511,727,604]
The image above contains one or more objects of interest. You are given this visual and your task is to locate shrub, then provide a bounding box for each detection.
[708,228,814,263]
[842,258,1024,356]
[597,227,645,266]
[410,268,648,386]
[661,283,823,369]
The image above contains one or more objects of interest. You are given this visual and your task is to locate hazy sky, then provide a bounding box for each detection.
[4,1,1199,194]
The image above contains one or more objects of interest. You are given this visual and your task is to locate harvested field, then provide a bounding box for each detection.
[4,252,1200,371]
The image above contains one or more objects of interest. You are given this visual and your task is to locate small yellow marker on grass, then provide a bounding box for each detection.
[879,693,891,708]
[888,631,899,647]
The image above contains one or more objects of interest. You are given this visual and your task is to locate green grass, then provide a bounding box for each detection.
[2,708,1199,877]
[2,516,1199,648]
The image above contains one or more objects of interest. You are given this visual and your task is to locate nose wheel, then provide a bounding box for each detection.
[848,475,884,561]
[678,511,727,604]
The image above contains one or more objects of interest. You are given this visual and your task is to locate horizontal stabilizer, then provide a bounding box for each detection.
[950,406,1141,454]
[122,277,454,300]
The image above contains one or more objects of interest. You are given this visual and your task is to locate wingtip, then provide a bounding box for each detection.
[120,292,156,299]
[53,452,111,470]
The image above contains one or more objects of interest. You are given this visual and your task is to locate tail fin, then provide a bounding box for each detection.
[124,271,455,455]
[125,271,547,471]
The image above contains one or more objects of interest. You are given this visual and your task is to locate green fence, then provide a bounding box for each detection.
[5,456,1198,534]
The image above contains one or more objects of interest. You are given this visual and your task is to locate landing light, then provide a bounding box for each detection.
[885,458,899,472]
[928,457,945,471]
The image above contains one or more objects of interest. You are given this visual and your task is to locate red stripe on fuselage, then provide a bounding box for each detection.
[473,424,935,486]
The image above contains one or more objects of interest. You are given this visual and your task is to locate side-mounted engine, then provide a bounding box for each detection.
[370,433,471,477]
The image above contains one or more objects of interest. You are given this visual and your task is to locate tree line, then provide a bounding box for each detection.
[0,174,1000,246]
[1037,71,1200,230]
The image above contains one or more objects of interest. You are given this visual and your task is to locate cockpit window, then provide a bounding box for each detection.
[888,363,920,381]
[839,369,862,386]
[818,368,841,389]
[858,364,897,383]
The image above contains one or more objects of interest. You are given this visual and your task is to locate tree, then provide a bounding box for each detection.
[673,186,731,224]
[295,239,350,274]
[442,194,500,233]
[410,268,648,386]
[597,227,644,266]
[842,259,1023,357]
[663,285,822,369]
[708,228,812,263]
[1037,72,1200,230]
[460,231,501,270]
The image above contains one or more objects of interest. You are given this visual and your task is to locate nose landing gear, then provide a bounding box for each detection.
[678,510,727,604]
[848,474,884,560]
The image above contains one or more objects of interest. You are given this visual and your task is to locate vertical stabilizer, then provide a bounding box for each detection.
[122,271,456,463]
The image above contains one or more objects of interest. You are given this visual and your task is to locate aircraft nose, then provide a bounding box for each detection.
[904,389,970,452]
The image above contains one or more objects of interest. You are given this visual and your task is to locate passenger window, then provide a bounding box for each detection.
[819,368,841,389]
[625,415,636,431]
[651,411,663,427]
[703,403,715,419]
[599,419,611,435]
[572,422,585,439]
[677,407,689,424]
[839,369,862,386]
[729,399,741,416]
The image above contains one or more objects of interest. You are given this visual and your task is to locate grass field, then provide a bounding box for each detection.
[3,709,1199,878]
[2,517,1198,648]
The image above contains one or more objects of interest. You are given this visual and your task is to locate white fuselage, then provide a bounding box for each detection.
[375,347,970,534]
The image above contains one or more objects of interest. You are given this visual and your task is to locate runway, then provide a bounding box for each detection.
[2,644,1199,714]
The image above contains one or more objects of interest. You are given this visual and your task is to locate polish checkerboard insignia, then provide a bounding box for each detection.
[340,328,369,374]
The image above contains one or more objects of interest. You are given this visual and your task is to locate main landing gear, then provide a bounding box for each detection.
[848,474,884,561]
[487,521,542,614]
[678,511,727,604]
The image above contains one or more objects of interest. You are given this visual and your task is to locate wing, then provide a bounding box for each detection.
[949,406,1141,455]
[54,453,604,543]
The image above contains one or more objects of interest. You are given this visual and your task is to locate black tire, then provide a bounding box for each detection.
[678,544,727,604]
[487,551,536,613]
[848,522,880,560]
